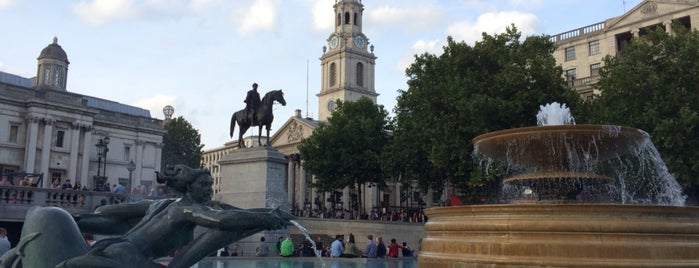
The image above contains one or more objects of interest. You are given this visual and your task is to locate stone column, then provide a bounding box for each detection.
[286,154,296,206]
[310,175,317,210]
[154,143,163,175]
[39,119,54,186]
[80,127,92,186]
[342,186,350,210]
[664,21,673,35]
[299,160,307,210]
[395,182,402,208]
[24,116,39,174]
[632,29,640,38]
[68,122,81,182]
[135,140,144,183]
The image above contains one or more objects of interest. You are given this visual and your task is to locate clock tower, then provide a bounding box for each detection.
[318,0,378,121]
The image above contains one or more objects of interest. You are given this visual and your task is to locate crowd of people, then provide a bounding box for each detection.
[291,205,428,223]
[251,233,414,258]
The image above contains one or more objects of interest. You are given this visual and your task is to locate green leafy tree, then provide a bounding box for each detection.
[385,25,581,202]
[161,116,204,169]
[590,25,699,198]
[298,97,390,212]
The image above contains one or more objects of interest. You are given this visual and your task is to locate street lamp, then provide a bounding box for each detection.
[127,160,136,193]
[95,136,110,177]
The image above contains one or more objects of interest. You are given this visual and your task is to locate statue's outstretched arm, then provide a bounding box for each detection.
[182,207,292,231]
[77,200,154,235]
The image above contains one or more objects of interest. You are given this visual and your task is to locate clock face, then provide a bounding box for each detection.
[327,100,335,111]
[354,36,364,48]
[329,36,339,49]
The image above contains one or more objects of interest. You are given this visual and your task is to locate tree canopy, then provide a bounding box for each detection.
[298,97,390,194]
[589,25,699,198]
[161,116,204,169]
[385,26,581,201]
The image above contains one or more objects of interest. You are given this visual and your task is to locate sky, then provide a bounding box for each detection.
[0,0,643,150]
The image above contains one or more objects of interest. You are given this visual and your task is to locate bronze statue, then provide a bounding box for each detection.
[244,83,261,125]
[230,89,286,148]
[0,165,293,268]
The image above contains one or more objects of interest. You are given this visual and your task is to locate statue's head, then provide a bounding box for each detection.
[252,83,258,90]
[156,165,213,202]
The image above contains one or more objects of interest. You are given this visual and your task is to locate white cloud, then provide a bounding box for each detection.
[0,0,17,8]
[447,11,539,44]
[235,0,279,35]
[132,94,177,119]
[73,0,140,24]
[396,38,443,72]
[368,4,443,32]
[311,0,333,32]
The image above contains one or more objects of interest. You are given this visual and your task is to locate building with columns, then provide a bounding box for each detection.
[202,0,433,216]
[551,0,699,99]
[0,37,164,190]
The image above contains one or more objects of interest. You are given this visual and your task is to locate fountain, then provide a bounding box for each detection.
[419,103,699,267]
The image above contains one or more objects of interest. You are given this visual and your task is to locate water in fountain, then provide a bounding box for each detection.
[289,219,325,267]
[474,102,686,205]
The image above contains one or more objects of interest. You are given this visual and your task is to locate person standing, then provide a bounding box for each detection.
[330,235,344,257]
[363,234,377,258]
[0,228,10,257]
[256,236,269,257]
[376,236,387,258]
[244,83,261,125]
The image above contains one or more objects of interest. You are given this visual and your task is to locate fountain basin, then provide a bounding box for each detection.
[419,204,699,267]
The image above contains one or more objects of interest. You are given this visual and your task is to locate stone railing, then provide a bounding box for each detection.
[550,21,606,42]
[0,185,130,221]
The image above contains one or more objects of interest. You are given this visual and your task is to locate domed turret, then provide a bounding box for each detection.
[36,37,69,91]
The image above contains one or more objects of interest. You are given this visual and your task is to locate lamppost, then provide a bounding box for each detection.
[127,160,136,193]
[95,136,110,177]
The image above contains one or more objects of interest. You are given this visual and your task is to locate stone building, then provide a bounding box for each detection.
[202,0,433,216]
[551,0,699,99]
[0,37,164,191]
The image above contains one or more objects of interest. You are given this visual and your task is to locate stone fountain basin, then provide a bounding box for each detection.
[473,125,648,169]
[419,204,699,267]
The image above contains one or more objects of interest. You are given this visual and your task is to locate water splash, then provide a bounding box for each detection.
[289,220,325,267]
[537,102,575,126]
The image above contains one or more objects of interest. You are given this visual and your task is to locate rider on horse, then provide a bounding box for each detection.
[244,83,261,125]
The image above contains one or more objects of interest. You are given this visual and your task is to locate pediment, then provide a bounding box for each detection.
[270,116,321,150]
[606,0,699,30]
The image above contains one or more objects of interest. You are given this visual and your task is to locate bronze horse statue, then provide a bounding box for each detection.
[230,89,286,148]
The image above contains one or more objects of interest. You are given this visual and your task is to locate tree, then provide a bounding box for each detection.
[589,25,699,199]
[385,26,581,202]
[161,116,204,169]
[298,97,390,212]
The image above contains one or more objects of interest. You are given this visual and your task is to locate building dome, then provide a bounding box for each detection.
[38,37,69,63]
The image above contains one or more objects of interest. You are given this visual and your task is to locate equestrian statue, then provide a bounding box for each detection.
[230,83,286,148]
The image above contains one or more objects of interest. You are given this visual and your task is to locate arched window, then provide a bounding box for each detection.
[330,63,337,87]
[344,12,350,24]
[354,13,358,25]
[356,62,364,86]
[336,13,341,26]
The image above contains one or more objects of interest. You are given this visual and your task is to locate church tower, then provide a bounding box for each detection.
[35,37,69,91]
[318,0,378,121]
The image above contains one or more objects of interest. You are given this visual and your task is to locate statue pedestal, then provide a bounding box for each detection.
[217,146,289,210]
[217,146,290,256]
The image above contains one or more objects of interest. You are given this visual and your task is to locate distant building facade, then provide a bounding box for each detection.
[0,37,164,190]
[551,0,699,99]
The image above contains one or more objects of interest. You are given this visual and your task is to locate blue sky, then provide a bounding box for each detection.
[0,0,642,150]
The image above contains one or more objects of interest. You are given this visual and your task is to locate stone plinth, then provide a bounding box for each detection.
[419,204,699,267]
[217,147,289,210]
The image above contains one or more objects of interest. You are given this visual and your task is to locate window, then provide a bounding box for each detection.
[124,146,131,161]
[565,69,577,84]
[565,46,576,61]
[55,130,65,148]
[329,63,337,86]
[353,12,358,25]
[51,171,63,183]
[344,12,350,24]
[590,63,601,77]
[589,40,600,55]
[9,125,18,144]
[356,62,364,86]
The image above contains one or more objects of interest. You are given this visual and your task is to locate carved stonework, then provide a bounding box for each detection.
[136,140,145,146]
[287,121,304,143]
[641,2,657,15]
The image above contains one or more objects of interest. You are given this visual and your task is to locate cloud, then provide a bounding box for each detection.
[447,11,539,44]
[73,0,140,24]
[0,0,16,8]
[368,4,443,32]
[235,0,279,35]
[131,94,177,119]
[395,39,442,72]
[311,0,333,31]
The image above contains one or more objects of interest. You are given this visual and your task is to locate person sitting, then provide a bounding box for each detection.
[401,242,414,257]
[341,233,362,258]
[61,179,73,190]
[280,236,295,257]
[330,235,344,257]
[387,238,406,257]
